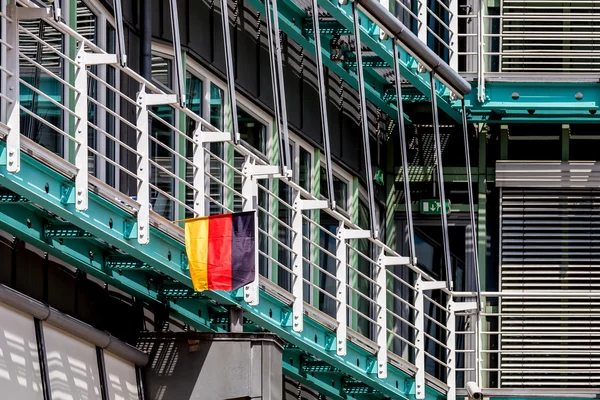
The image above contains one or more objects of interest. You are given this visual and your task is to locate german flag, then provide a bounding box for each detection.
[184,211,256,292]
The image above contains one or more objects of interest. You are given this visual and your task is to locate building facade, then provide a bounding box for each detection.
[0,0,597,398]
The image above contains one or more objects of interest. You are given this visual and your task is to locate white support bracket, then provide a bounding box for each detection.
[291,191,304,332]
[192,127,232,216]
[73,43,88,211]
[5,2,20,173]
[298,199,328,211]
[446,301,477,400]
[379,255,411,266]
[375,248,389,378]
[135,89,177,245]
[335,222,347,356]
[241,160,280,306]
[343,228,371,240]
[200,131,232,143]
[414,276,425,399]
[73,49,120,212]
[17,7,52,20]
[417,0,427,45]
[421,281,447,291]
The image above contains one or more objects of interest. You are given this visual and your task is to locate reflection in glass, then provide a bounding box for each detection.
[238,108,267,155]
[185,72,203,217]
[320,168,348,211]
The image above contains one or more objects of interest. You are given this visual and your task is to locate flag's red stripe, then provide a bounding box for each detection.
[207,214,232,290]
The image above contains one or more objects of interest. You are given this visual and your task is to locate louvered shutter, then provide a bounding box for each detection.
[498,161,600,388]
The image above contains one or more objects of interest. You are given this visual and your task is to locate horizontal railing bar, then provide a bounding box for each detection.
[387,270,417,291]
[347,284,381,309]
[149,182,196,216]
[88,122,141,157]
[424,313,449,331]
[149,159,197,192]
[147,135,195,167]
[387,288,418,311]
[303,236,339,261]
[301,214,338,240]
[347,263,378,286]
[424,351,448,368]
[87,96,140,132]
[424,332,450,350]
[256,182,295,212]
[258,227,297,256]
[204,147,241,174]
[423,294,450,314]
[148,109,200,147]
[347,304,378,326]
[19,53,79,93]
[88,147,139,181]
[205,172,244,199]
[301,256,340,282]
[204,194,233,213]
[20,106,80,145]
[387,308,418,330]
[18,25,77,66]
[87,70,140,109]
[256,205,295,232]
[303,278,339,303]
[20,79,77,117]
[386,327,417,349]
[258,249,294,274]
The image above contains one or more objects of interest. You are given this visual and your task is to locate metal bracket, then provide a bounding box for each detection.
[335,222,347,356]
[344,228,371,239]
[378,255,410,266]
[17,8,52,20]
[123,220,137,240]
[420,281,447,291]
[449,301,477,312]
[60,184,75,205]
[291,191,303,332]
[375,247,388,378]
[200,131,232,143]
[5,2,20,173]
[298,199,329,211]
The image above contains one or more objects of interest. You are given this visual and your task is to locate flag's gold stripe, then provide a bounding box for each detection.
[185,218,210,291]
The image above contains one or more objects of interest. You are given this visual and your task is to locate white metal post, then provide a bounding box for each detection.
[414,276,425,400]
[447,301,477,400]
[192,123,206,217]
[417,0,428,44]
[375,247,388,379]
[446,300,456,400]
[241,157,259,305]
[5,2,20,173]
[73,42,88,211]
[335,222,347,356]
[449,0,458,71]
[135,87,177,244]
[241,162,278,306]
[291,190,304,332]
[136,86,150,245]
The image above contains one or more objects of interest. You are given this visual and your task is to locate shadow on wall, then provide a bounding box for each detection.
[140,332,283,400]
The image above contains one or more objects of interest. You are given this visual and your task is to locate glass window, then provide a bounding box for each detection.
[185,72,203,217]
[415,234,436,272]
[151,55,175,220]
[238,108,267,155]
[320,167,348,211]
[299,147,312,192]
[151,55,172,90]
[210,84,224,131]
[19,19,64,155]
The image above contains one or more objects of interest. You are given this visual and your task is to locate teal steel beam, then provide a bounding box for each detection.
[462,81,600,123]
[316,0,462,121]
[244,0,414,123]
[0,142,444,400]
[0,202,219,333]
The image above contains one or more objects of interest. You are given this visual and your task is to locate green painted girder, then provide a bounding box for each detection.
[303,18,351,35]
[248,0,417,123]
[314,0,462,121]
[462,81,600,123]
[343,55,388,69]
[0,142,444,400]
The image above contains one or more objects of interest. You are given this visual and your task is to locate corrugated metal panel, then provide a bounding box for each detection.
[501,0,600,72]
[496,161,600,188]
[500,186,600,388]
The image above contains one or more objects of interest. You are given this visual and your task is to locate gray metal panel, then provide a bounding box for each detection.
[496,160,600,188]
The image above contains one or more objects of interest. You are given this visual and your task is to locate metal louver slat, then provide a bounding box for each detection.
[499,167,600,388]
